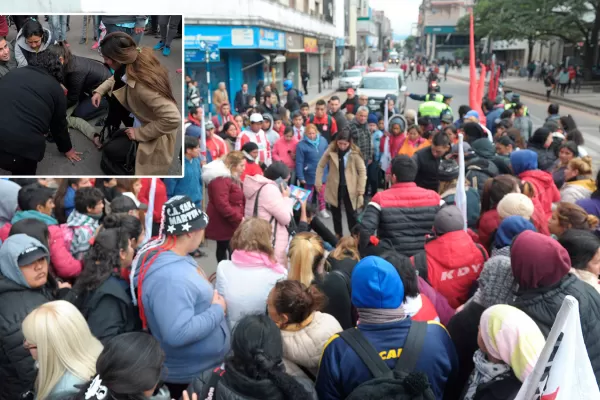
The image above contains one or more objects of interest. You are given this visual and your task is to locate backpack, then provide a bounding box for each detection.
[101,128,138,175]
[59,223,94,258]
[339,321,436,400]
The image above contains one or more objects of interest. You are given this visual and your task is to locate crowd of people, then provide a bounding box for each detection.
[2,67,600,399]
[0,15,181,175]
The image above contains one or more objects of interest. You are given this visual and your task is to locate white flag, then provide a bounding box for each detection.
[144,178,157,244]
[200,106,207,162]
[515,295,600,400]
[455,134,467,231]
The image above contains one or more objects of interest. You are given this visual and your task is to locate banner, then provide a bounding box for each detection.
[477,64,487,126]
[455,134,467,231]
[515,296,600,400]
[468,10,477,111]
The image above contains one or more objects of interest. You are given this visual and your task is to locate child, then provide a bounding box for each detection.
[273,126,299,185]
[164,136,202,208]
[291,111,305,140]
[273,114,285,137]
[241,142,264,181]
[368,115,384,198]
[67,187,105,260]
[377,117,385,133]
[398,124,428,157]
[296,124,329,218]
[263,114,280,147]
[300,102,310,124]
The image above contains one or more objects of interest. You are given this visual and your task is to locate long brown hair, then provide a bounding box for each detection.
[328,236,360,262]
[100,32,176,104]
[555,202,599,230]
[480,175,520,212]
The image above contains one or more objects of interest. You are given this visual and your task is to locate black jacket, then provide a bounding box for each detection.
[330,109,348,132]
[413,146,442,192]
[185,365,318,400]
[513,274,600,382]
[527,144,557,172]
[0,66,72,161]
[70,276,140,344]
[64,55,111,108]
[314,271,355,329]
[465,155,499,196]
[341,96,359,115]
[0,276,58,400]
[234,90,252,113]
[472,372,522,400]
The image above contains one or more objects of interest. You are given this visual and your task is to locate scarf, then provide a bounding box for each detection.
[463,350,512,400]
[231,250,287,275]
[306,135,320,150]
[357,306,407,324]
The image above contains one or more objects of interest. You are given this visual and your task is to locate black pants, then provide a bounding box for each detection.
[165,382,189,399]
[302,80,309,94]
[560,83,567,96]
[216,240,231,263]
[331,185,357,237]
[0,150,38,175]
[73,96,108,120]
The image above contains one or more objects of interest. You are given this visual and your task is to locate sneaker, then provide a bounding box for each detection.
[79,37,86,44]
[153,41,165,50]
[319,210,331,219]
[91,41,99,50]
[162,46,171,57]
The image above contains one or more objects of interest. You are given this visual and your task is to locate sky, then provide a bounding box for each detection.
[369,0,421,38]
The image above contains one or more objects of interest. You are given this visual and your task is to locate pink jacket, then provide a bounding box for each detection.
[243,174,295,265]
[272,137,299,169]
[0,223,83,280]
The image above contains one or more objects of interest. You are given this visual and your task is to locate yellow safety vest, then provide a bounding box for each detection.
[426,93,445,102]
[505,103,528,116]
[419,101,448,118]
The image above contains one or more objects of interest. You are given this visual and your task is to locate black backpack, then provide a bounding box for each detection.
[100,128,138,175]
[339,321,436,400]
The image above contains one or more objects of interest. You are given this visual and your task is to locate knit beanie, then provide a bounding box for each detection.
[476,255,516,308]
[433,205,464,236]
[497,193,535,220]
[368,114,378,125]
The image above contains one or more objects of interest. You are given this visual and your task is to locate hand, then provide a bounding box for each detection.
[282,185,291,198]
[60,84,68,96]
[64,149,82,162]
[57,281,72,289]
[300,180,306,186]
[404,92,410,97]
[212,290,227,312]
[91,93,102,108]
[134,27,144,34]
[179,391,198,400]
[125,128,136,141]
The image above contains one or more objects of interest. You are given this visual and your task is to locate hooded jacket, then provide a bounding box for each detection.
[66,210,99,260]
[465,153,499,196]
[295,134,329,185]
[14,26,53,67]
[243,174,295,265]
[0,180,19,228]
[0,235,56,400]
[0,210,83,279]
[263,114,280,148]
[203,160,245,241]
[140,250,230,384]
[511,231,600,381]
[418,230,488,309]
[315,257,458,400]
[560,177,596,204]
[212,103,236,133]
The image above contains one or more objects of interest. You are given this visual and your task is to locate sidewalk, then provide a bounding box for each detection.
[447,68,600,114]
[3,15,183,176]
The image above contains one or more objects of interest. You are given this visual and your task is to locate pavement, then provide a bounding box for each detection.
[1,15,183,176]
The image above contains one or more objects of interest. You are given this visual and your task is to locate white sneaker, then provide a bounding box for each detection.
[319,210,331,219]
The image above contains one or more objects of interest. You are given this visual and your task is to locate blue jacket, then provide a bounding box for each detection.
[296,135,329,185]
[315,319,458,400]
[140,251,230,383]
[485,107,504,133]
[164,157,202,205]
[64,186,76,219]
[186,122,202,138]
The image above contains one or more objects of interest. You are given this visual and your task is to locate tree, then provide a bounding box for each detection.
[403,35,416,56]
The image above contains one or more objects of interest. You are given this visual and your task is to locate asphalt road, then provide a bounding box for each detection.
[196,74,600,277]
[1,15,183,176]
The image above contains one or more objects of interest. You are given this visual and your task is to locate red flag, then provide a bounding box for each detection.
[469,9,477,110]
[477,65,487,125]
[493,68,501,100]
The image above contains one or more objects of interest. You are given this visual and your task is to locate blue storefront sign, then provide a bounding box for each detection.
[424,26,456,34]
[185,25,286,50]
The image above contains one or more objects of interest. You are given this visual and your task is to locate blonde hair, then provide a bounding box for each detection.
[555,202,599,231]
[224,151,246,178]
[305,124,318,135]
[230,218,275,260]
[288,232,325,287]
[328,236,360,263]
[22,301,102,400]
[568,156,593,176]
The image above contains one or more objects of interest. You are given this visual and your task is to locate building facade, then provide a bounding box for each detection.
[418,0,471,61]
[356,0,392,64]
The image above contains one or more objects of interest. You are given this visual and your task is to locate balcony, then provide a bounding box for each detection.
[184,0,343,39]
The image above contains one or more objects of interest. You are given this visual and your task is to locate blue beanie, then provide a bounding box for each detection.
[495,215,537,249]
[510,150,538,176]
[351,256,404,309]
[368,114,378,125]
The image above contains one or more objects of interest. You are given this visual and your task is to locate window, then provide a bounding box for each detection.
[360,77,398,90]
[342,70,362,77]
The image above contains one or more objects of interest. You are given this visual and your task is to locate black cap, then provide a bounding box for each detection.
[110,194,147,214]
[18,245,48,267]
[163,195,209,236]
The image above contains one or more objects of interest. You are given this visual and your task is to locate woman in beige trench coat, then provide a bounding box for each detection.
[315,128,367,237]
[91,32,180,175]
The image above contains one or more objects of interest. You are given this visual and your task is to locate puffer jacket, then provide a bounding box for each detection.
[243,175,295,265]
[513,274,600,381]
[560,177,596,204]
[519,170,560,220]
[64,55,112,108]
[203,160,245,241]
[465,154,499,196]
[415,230,488,309]
[185,366,318,400]
[477,209,501,250]
[295,135,329,185]
[361,182,441,256]
[528,145,557,172]
[281,311,343,378]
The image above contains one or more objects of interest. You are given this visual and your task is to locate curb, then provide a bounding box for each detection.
[447,74,600,116]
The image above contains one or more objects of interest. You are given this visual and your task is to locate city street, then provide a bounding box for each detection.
[195,73,600,277]
[1,15,183,176]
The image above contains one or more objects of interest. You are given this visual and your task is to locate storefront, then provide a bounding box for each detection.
[304,37,320,85]
[285,33,305,90]
[185,25,286,112]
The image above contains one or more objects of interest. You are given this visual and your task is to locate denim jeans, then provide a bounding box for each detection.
[81,15,100,40]
[50,15,67,42]
[104,24,144,45]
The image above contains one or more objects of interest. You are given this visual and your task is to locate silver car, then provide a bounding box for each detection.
[339,69,363,90]
[357,72,407,113]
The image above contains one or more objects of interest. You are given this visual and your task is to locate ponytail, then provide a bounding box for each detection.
[587,215,599,230]
[253,350,312,400]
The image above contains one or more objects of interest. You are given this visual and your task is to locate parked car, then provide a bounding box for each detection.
[357,72,406,114]
[352,65,368,75]
[339,69,363,91]
[369,62,387,72]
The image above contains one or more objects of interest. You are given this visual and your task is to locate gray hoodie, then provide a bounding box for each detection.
[15,26,53,68]
[263,114,279,147]
[0,41,17,79]
[0,180,20,228]
[0,234,49,288]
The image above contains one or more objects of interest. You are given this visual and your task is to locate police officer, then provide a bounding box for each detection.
[504,92,528,116]
[406,91,446,103]
[418,95,451,127]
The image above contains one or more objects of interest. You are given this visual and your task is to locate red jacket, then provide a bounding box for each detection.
[478,209,501,250]
[412,294,440,322]
[421,230,488,308]
[205,176,245,241]
[138,178,167,224]
[0,223,83,280]
[519,170,560,220]
[241,162,264,182]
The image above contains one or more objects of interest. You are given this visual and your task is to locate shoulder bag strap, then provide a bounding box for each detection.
[253,184,268,217]
[339,328,392,379]
[394,321,428,374]
[198,367,225,399]
[475,243,488,262]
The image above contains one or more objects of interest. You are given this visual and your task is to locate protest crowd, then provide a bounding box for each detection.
[2,62,600,400]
